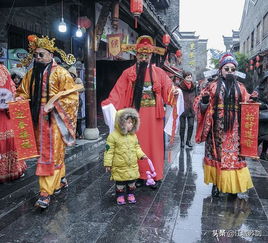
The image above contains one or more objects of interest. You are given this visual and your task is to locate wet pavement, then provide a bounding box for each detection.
[1,133,268,242]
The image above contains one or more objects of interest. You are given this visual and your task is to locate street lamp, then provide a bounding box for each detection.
[76,26,83,37]
[58,0,67,33]
[58,18,67,32]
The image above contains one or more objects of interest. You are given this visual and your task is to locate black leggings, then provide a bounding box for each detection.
[180,115,194,142]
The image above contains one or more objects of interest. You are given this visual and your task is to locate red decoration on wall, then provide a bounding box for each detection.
[256,55,260,62]
[77,16,91,29]
[250,59,254,65]
[255,61,260,68]
[175,49,182,57]
[130,0,143,29]
[162,34,170,47]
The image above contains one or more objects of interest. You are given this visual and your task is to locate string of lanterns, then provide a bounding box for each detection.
[247,55,261,71]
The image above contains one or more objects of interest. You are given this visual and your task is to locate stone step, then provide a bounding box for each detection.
[0,135,107,230]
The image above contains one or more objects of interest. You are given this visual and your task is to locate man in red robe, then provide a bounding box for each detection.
[102,35,183,189]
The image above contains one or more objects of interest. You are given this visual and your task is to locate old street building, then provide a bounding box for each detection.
[223,30,240,53]
[239,0,268,88]
[177,31,208,82]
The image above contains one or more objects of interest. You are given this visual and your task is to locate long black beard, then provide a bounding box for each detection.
[214,74,242,132]
[132,61,148,111]
[30,61,52,126]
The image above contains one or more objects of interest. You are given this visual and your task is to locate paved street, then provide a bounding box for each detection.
[0,133,268,242]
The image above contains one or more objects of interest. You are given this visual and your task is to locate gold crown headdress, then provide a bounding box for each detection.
[121,35,166,55]
[21,35,76,66]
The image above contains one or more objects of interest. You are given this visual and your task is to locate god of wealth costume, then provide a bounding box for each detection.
[16,35,80,208]
[194,53,253,196]
[102,36,184,183]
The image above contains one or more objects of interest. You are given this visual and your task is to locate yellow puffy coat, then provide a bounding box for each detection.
[104,108,145,181]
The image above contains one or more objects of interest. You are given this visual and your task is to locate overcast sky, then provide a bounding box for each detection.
[180,0,245,51]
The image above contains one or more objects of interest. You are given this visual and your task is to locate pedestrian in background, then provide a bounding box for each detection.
[251,71,268,160]
[0,64,27,182]
[68,66,85,138]
[104,108,147,205]
[178,71,196,148]
[10,66,26,89]
[194,53,253,199]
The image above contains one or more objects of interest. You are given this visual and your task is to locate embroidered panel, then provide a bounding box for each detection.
[140,81,156,107]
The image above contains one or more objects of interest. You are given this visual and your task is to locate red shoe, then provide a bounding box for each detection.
[116,196,126,205]
[127,194,136,204]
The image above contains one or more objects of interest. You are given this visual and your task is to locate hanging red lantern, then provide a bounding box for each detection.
[256,55,260,62]
[250,65,254,71]
[245,68,249,72]
[250,59,254,65]
[255,61,260,68]
[77,16,91,29]
[162,34,170,47]
[175,49,182,57]
[130,0,143,29]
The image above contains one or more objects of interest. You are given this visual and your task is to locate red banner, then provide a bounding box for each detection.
[240,102,260,158]
[8,100,39,160]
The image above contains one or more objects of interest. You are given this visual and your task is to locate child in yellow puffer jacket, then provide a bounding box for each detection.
[104,108,147,205]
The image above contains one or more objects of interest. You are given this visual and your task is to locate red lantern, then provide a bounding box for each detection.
[255,61,260,68]
[176,49,182,57]
[77,16,91,29]
[250,65,254,71]
[162,34,170,47]
[256,55,260,62]
[246,68,249,72]
[250,59,254,65]
[130,0,143,29]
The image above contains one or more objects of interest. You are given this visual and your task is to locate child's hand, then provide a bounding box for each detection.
[105,166,111,172]
[141,155,148,160]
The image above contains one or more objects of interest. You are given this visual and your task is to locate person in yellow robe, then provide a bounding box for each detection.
[16,35,79,208]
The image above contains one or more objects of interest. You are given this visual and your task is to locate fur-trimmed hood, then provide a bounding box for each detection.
[114,108,140,135]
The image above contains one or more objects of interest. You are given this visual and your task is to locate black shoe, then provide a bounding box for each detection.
[136,179,144,187]
[186,141,193,148]
[211,185,220,197]
[150,180,162,190]
[260,152,268,161]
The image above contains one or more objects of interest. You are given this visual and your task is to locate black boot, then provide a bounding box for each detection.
[211,185,220,197]
[150,180,162,190]
[186,140,193,148]
[260,152,268,161]
[186,124,194,148]
[135,179,144,187]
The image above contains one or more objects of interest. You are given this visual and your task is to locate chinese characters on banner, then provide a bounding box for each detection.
[107,34,122,57]
[188,42,196,67]
[240,102,260,158]
[8,100,39,160]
